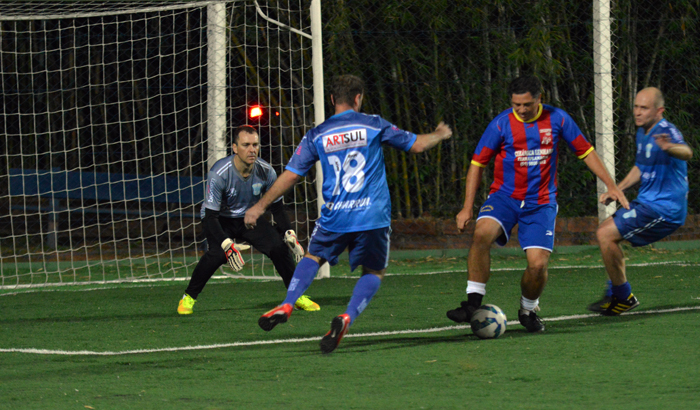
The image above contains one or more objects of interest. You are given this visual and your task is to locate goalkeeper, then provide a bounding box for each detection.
[177,125,318,315]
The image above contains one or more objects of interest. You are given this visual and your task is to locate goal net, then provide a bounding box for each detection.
[0,1,321,289]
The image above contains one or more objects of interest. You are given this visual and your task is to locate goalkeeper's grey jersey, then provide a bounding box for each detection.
[200,156,281,219]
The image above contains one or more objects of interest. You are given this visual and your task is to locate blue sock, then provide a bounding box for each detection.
[605,280,613,297]
[611,282,632,300]
[282,258,319,306]
[345,274,382,324]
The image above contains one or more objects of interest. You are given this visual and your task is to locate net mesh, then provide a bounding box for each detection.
[0,0,317,288]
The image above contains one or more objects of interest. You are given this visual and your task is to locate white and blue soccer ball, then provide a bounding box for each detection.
[470,304,507,339]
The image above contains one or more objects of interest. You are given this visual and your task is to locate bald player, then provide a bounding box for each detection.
[588,87,693,315]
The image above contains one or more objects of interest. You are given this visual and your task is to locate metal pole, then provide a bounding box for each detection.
[207,2,227,170]
[310,0,329,278]
[593,0,616,222]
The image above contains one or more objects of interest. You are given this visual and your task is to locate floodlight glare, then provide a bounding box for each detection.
[249,105,263,119]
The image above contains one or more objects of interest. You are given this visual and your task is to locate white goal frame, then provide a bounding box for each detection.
[0,0,327,289]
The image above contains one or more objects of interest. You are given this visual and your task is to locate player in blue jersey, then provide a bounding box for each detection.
[177,125,319,315]
[446,75,628,332]
[244,74,452,353]
[588,87,693,315]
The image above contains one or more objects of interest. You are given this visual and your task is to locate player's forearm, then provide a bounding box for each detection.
[202,208,228,246]
[256,170,301,211]
[461,163,484,210]
[410,133,445,153]
[617,166,641,191]
[583,150,617,189]
[409,122,452,153]
[665,143,693,161]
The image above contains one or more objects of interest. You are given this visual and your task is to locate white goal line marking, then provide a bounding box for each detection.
[2,260,698,295]
[1,306,698,356]
[383,260,700,276]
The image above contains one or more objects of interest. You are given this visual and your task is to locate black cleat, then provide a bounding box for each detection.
[258,304,292,331]
[587,295,612,313]
[320,314,351,354]
[601,294,639,316]
[518,309,545,332]
[446,301,477,323]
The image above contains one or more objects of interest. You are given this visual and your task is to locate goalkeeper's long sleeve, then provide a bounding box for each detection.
[202,208,228,246]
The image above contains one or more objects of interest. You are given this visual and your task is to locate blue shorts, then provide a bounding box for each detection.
[613,200,681,247]
[476,192,558,252]
[307,225,391,272]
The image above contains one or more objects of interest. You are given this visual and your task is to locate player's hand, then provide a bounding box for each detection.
[599,187,630,210]
[244,204,264,229]
[221,239,250,271]
[599,192,614,206]
[653,133,673,151]
[435,121,453,141]
[455,207,473,233]
[284,230,305,262]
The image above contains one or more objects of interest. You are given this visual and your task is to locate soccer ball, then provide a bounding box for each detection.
[470,304,507,339]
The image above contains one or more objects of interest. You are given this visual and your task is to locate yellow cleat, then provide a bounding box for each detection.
[177,294,196,315]
[294,294,320,311]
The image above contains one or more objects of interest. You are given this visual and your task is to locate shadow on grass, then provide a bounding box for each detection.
[306,306,700,354]
[260,296,350,310]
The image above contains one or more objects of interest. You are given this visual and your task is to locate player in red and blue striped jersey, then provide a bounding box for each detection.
[447,76,629,332]
[472,95,596,205]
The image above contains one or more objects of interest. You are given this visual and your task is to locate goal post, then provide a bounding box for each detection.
[207,1,228,171]
[310,0,329,279]
[0,0,326,289]
[593,0,617,222]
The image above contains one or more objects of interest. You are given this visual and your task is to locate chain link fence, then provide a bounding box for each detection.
[321,0,700,248]
[2,0,698,276]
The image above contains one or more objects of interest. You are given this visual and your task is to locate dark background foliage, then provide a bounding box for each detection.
[321,0,700,218]
[2,0,698,222]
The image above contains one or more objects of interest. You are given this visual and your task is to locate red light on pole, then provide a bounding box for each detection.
[249,105,263,119]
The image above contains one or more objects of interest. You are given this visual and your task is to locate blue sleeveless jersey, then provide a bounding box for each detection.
[635,119,688,224]
[286,110,417,232]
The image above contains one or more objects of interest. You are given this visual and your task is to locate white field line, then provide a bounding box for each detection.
[1,306,698,356]
[2,260,698,296]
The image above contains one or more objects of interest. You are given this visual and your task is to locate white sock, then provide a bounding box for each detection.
[466,281,486,296]
[520,295,539,312]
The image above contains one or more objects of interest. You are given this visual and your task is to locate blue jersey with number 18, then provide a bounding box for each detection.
[286,110,417,233]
